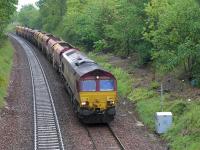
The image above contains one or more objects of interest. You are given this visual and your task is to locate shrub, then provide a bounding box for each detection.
[93,39,108,52]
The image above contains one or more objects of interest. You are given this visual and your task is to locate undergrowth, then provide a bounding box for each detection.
[88,52,200,150]
[0,40,13,108]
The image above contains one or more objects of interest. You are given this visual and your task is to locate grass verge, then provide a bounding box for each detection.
[89,52,200,150]
[0,40,14,108]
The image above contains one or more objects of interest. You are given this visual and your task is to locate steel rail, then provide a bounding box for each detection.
[84,126,97,150]
[9,34,65,150]
[107,125,126,150]
[85,124,125,150]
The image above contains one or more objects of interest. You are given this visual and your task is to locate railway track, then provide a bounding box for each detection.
[85,124,126,150]
[85,126,98,150]
[9,34,65,150]
[107,125,126,150]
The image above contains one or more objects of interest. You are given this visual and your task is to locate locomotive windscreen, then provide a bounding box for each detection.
[80,80,96,91]
[99,80,114,91]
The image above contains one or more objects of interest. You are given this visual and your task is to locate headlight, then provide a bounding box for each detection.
[81,101,89,106]
[81,101,86,105]
[81,97,89,106]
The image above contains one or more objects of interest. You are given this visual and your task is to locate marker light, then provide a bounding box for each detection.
[96,76,99,79]
[107,100,115,106]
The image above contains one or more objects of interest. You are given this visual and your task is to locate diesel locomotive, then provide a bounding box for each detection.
[15,26,118,123]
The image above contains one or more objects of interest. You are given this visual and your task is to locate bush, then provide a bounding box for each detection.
[93,39,108,52]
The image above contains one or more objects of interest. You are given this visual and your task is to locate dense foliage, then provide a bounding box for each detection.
[36,0,66,32]
[17,0,150,61]
[0,0,17,45]
[16,0,200,81]
[144,0,200,79]
[56,0,151,60]
[17,5,39,28]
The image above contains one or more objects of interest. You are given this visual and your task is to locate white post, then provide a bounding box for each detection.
[160,82,164,112]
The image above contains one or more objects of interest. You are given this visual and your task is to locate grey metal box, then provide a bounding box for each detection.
[155,112,172,134]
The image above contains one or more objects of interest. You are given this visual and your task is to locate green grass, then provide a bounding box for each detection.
[165,102,200,150]
[128,88,156,102]
[0,40,13,108]
[136,97,161,128]
[130,87,200,150]
[88,52,200,150]
[132,87,200,150]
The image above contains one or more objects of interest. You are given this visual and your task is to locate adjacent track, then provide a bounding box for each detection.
[10,34,65,150]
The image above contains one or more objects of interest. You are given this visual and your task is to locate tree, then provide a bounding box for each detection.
[0,0,18,43]
[56,0,151,60]
[36,0,67,32]
[17,5,39,28]
[105,0,149,57]
[56,0,116,50]
[144,0,200,80]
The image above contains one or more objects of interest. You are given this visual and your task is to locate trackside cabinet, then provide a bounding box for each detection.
[155,112,172,134]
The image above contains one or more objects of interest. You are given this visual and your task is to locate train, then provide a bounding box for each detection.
[15,26,118,123]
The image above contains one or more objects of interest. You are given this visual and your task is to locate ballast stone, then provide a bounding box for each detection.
[155,112,172,134]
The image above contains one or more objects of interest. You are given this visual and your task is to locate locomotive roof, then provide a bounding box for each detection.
[62,50,112,78]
